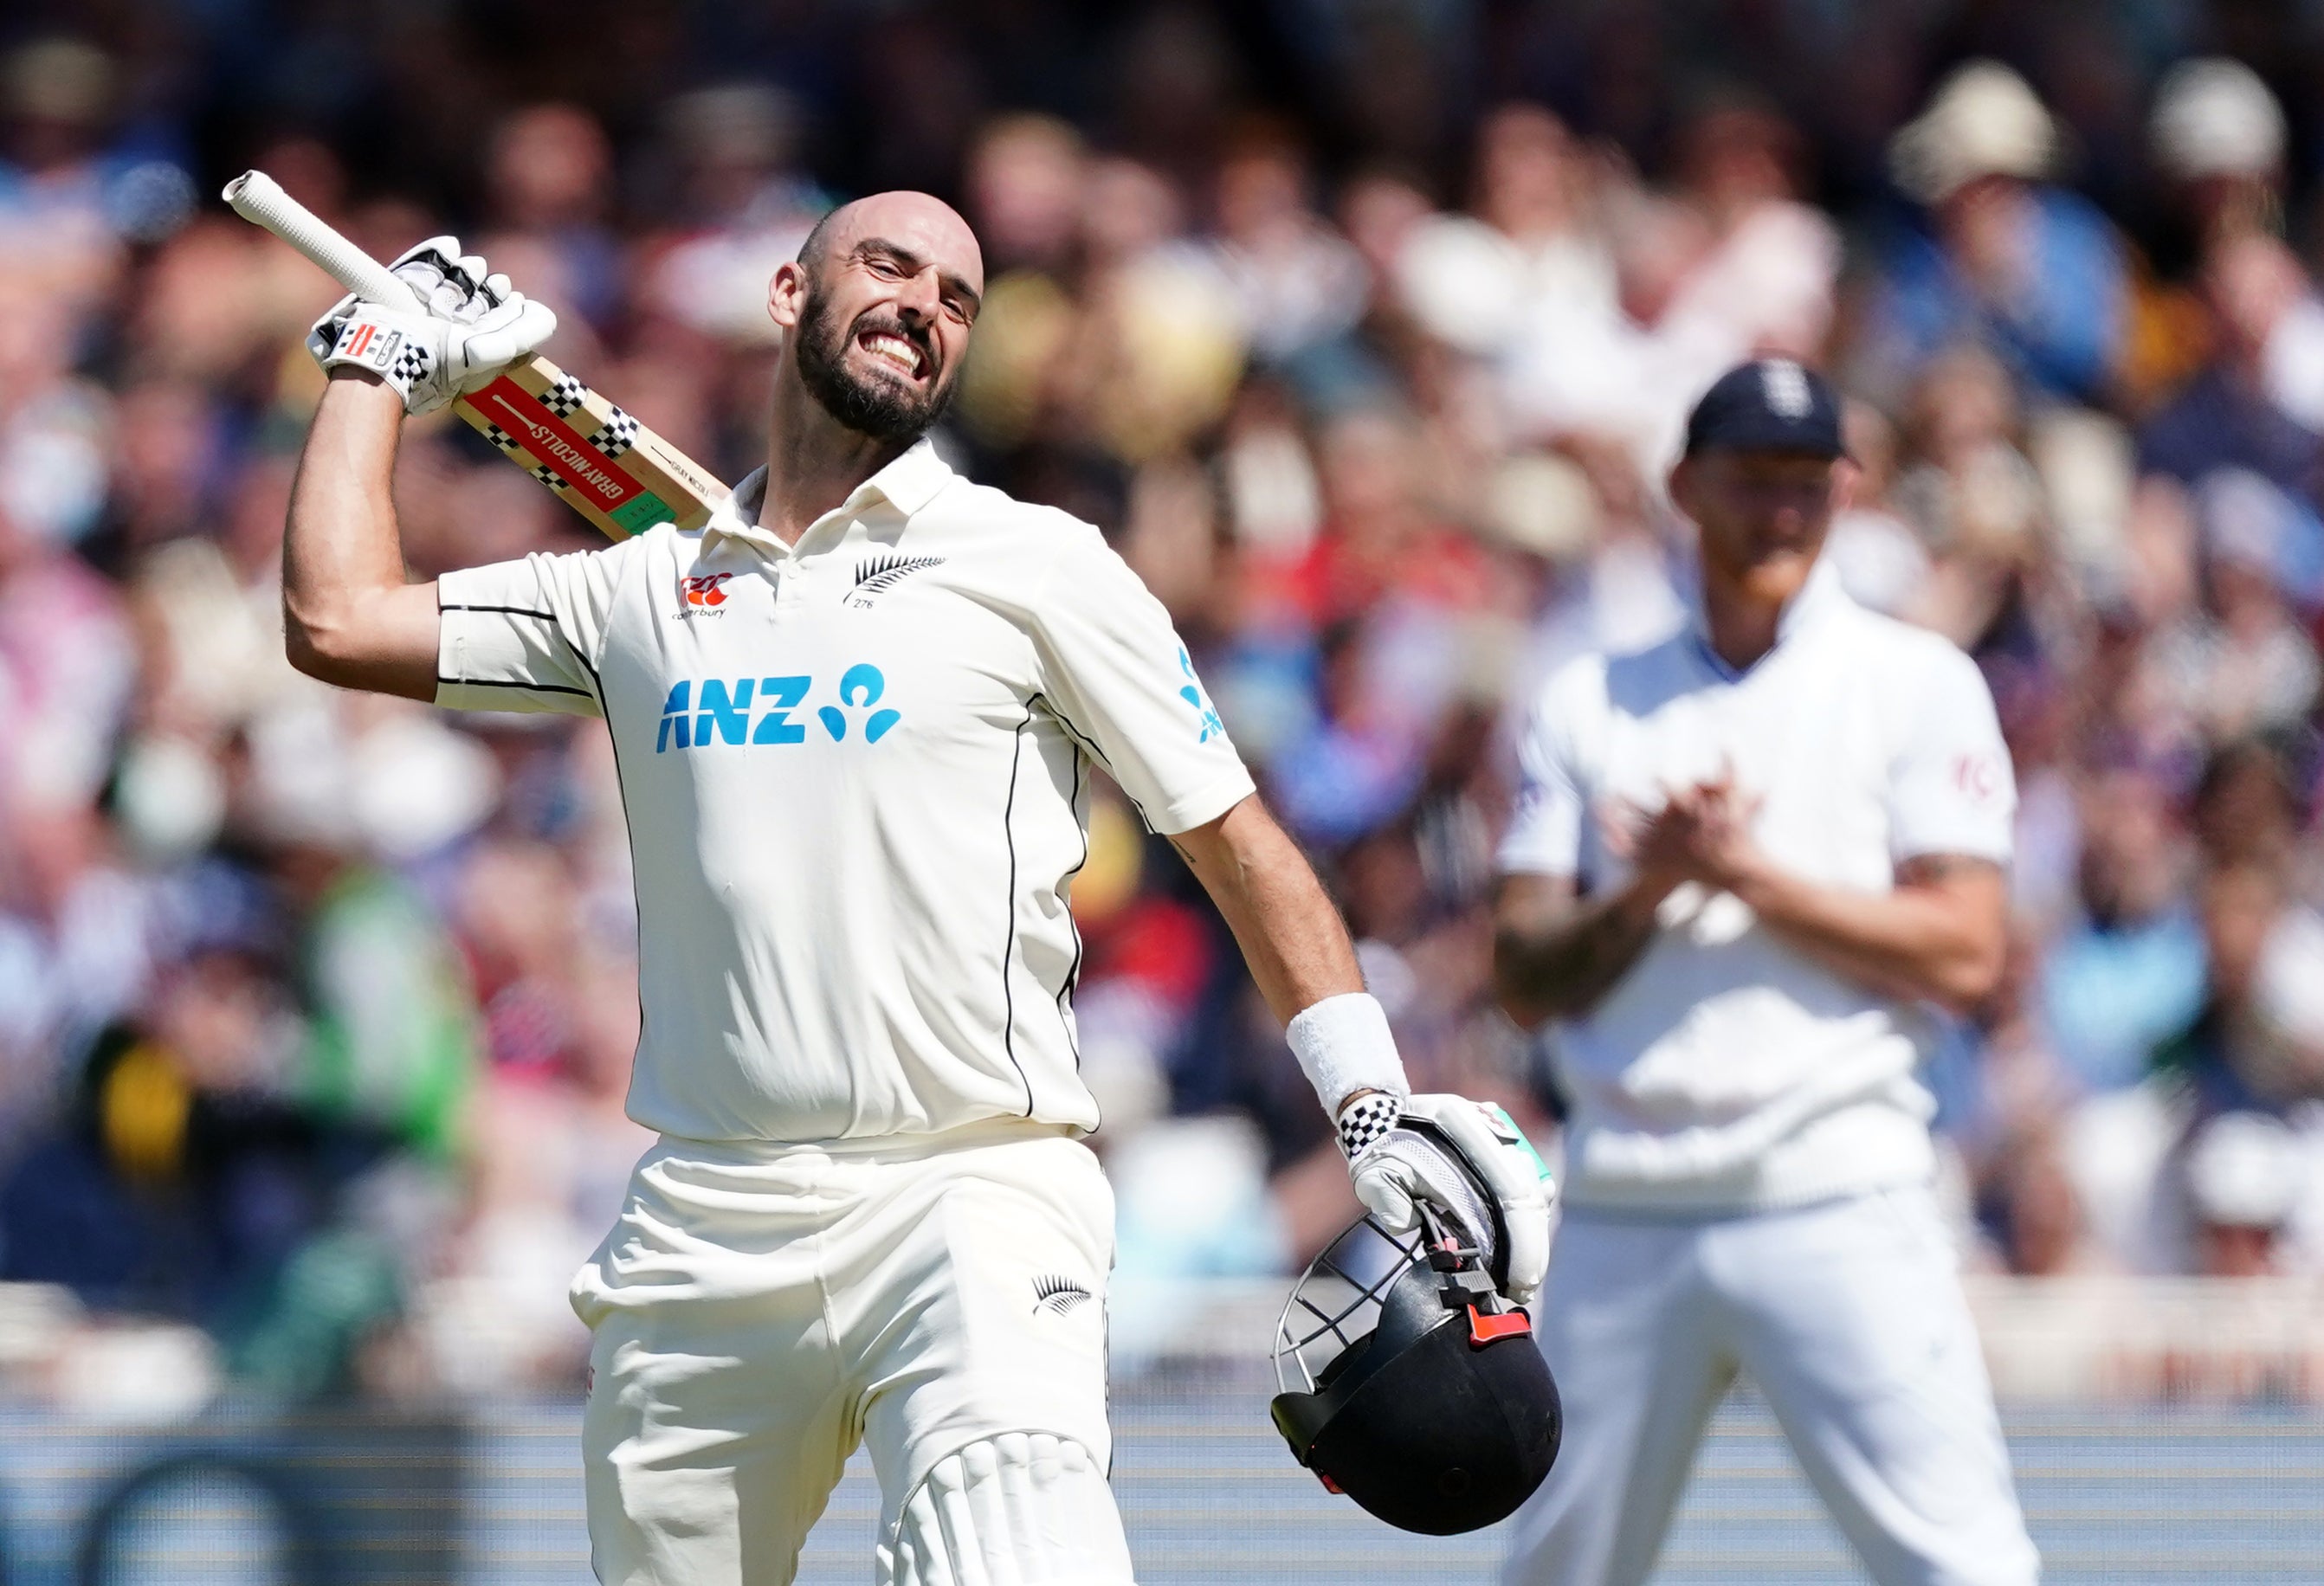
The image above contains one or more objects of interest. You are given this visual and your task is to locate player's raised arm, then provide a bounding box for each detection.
[283,239,555,699]
[284,372,437,697]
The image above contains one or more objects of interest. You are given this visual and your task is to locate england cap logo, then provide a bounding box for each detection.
[1682,358,1849,460]
[1760,359,1813,418]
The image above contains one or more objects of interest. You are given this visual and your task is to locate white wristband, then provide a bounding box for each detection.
[1286,991,1410,1115]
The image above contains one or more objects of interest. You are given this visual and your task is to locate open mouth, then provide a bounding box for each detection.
[856,327,928,381]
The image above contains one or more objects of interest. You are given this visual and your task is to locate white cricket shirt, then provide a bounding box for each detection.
[435,441,1254,1143]
[1498,559,2014,1212]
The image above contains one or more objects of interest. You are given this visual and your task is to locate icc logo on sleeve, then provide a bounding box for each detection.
[657,664,901,752]
[1953,753,1999,802]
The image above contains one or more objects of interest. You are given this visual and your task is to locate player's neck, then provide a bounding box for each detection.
[758,378,913,546]
[1698,576,1784,672]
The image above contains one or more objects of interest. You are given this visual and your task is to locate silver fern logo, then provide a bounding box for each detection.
[848,553,946,608]
[1031,1274,1093,1315]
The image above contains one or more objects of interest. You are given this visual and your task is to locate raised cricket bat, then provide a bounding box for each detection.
[223,170,728,540]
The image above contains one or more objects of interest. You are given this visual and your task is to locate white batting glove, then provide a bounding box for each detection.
[1339,1092,1556,1306]
[307,235,556,416]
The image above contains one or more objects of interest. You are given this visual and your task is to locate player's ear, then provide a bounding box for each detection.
[767,261,809,332]
[1668,456,1696,517]
[1830,458,1860,513]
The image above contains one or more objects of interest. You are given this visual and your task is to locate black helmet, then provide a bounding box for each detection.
[1269,1174,1560,1535]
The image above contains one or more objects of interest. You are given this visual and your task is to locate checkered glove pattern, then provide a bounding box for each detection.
[1334,1092,1404,1160]
[307,235,555,416]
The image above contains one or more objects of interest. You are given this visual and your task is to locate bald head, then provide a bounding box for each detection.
[798,190,984,298]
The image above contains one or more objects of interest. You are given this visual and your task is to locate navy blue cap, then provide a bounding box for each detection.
[1682,359,1849,459]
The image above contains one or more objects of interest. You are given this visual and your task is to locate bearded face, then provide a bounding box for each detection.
[793,281,959,444]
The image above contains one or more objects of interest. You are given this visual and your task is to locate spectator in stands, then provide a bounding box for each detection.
[1862,61,2127,405]
[2040,764,2208,1093]
[1204,119,1366,372]
[2183,1111,2303,1277]
[482,105,623,333]
[1397,102,1621,404]
[1627,97,1840,429]
[2141,230,2324,500]
[2150,58,2288,251]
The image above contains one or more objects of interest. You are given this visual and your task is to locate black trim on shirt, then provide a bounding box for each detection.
[1035,693,1159,833]
[435,675,594,700]
[1055,739,1089,1066]
[999,700,1039,1118]
[558,630,604,701]
[441,603,559,621]
[441,601,604,703]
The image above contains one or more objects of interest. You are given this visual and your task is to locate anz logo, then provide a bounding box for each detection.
[1178,647,1225,744]
[656,664,901,752]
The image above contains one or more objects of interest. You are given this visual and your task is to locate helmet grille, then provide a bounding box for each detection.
[1271,1216,1427,1395]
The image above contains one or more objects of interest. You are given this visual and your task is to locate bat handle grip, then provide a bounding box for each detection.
[220,170,423,310]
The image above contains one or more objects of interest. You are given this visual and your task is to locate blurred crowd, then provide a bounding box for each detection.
[5,0,2324,1405]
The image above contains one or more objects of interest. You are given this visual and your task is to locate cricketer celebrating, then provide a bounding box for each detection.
[280,192,1548,1584]
[1494,361,2040,1585]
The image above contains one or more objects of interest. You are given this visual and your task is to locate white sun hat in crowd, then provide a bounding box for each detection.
[1889,60,2061,203]
[2185,1110,2304,1230]
[2255,906,2324,1054]
[2152,57,2285,181]
[2246,906,2324,1106]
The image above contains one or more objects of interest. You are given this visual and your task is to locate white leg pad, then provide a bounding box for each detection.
[878,1434,1136,1586]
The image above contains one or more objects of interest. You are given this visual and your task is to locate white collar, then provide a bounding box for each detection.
[1684,554,1848,679]
[701,439,955,558]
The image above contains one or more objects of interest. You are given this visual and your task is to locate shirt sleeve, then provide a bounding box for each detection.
[1496,667,1589,878]
[434,545,624,718]
[1888,642,2016,864]
[1027,527,1256,835]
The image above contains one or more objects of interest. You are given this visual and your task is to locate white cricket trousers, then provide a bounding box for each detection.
[1504,1187,2039,1586]
[571,1120,1134,1585]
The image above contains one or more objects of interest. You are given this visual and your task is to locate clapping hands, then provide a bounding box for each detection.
[1600,760,1767,896]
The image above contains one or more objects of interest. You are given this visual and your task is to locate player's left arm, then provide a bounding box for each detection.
[1028,531,1551,1296]
[1168,795,1365,1020]
[1172,796,1554,1300]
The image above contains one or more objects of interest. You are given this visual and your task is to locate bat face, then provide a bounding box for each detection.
[456,358,726,539]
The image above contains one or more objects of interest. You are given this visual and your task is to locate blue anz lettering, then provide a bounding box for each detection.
[655,669,902,751]
[695,677,755,745]
[752,676,810,744]
[656,680,693,752]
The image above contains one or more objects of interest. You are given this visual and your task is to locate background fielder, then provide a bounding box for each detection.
[1494,360,2041,1586]
[279,191,1545,1584]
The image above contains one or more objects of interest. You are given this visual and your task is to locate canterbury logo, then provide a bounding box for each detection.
[1031,1274,1092,1315]
[848,553,946,607]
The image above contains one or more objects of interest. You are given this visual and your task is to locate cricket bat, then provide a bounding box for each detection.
[223,170,728,540]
